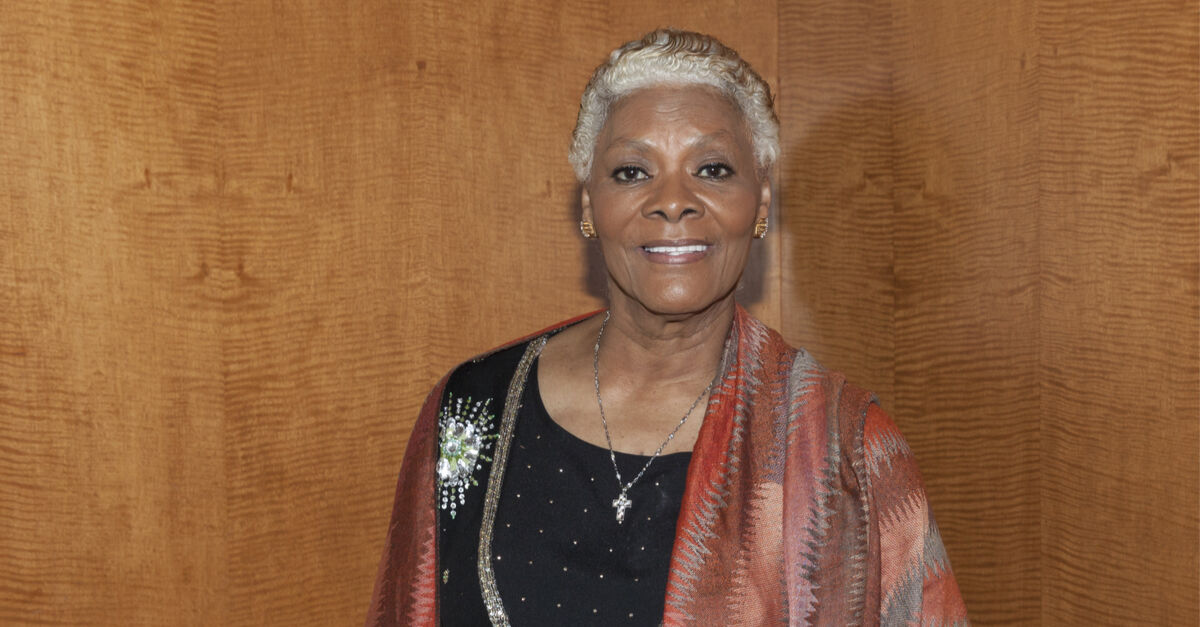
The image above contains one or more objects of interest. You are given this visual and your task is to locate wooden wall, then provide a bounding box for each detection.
[0,2,777,625]
[781,0,1199,625]
[1,1,1195,625]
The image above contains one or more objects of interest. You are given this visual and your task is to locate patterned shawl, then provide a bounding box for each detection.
[366,306,969,625]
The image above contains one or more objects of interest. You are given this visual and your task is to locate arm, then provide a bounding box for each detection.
[364,378,446,627]
[863,404,970,625]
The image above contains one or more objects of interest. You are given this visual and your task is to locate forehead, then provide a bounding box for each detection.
[599,85,751,147]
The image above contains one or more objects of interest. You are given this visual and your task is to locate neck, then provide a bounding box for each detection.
[598,294,736,385]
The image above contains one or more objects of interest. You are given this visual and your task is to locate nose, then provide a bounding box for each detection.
[643,169,704,222]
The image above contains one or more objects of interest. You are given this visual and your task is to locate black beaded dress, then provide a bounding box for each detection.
[438,341,689,626]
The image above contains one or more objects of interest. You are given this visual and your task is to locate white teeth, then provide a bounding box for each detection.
[644,245,707,255]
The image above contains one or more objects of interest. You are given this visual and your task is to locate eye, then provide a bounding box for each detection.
[697,162,734,180]
[611,165,649,183]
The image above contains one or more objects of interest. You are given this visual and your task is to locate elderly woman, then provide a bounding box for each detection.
[367,29,968,626]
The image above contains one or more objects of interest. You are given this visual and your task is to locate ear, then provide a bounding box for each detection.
[580,186,595,224]
[756,175,772,223]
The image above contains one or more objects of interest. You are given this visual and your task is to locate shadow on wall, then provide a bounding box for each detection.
[773,82,907,371]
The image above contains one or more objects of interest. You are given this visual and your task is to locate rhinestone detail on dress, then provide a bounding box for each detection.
[437,394,496,518]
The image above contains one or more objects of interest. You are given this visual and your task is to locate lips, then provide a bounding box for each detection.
[639,240,711,263]
[643,244,708,255]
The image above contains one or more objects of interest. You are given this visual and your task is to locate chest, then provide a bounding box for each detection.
[536,361,711,457]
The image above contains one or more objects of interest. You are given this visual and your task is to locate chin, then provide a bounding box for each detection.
[627,284,738,318]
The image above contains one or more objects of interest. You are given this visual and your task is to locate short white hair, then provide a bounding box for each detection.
[569,29,780,182]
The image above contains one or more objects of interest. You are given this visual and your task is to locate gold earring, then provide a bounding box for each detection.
[753,218,768,239]
[580,220,597,239]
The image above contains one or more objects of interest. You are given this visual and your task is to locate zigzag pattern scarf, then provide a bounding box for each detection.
[366,307,969,625]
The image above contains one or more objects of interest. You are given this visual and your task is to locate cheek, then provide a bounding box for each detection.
[589,191,629,232]
[720,237,754,272]
[598,239,636,280]
[716,192,764,234]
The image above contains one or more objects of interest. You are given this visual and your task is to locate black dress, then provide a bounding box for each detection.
[439,344,690,626]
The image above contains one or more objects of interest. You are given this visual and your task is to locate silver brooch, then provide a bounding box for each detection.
[437,394,496,518]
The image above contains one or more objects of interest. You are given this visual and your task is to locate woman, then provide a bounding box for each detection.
[367,29,968,626]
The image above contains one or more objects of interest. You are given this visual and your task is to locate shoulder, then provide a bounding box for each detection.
[736,310,884,464]
[733,308,862,416]
[442,340,533,402]
[436,312,598,404]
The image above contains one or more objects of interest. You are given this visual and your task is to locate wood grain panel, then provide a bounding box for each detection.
[3,2,781,624]
[780,0,1199,622]
[0,2,227,624]
[1037,0,1200,622]
[777,0,897,408]
[779,0,1044,622]
[214,3,439,624]
[888,2,1043,623]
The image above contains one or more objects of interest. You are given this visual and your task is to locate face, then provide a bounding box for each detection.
[582,85,771,318]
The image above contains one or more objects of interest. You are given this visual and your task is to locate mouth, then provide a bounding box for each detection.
[642,244,708,255]
[639,240,711,263]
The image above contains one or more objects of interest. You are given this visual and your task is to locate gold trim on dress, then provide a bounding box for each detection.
[476,336,547,626]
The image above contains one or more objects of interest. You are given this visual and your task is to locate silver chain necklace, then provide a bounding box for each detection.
[592,311,715,524]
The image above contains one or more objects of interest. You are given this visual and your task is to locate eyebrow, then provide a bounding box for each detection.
[601,130,741,154]
[603,137,653,154]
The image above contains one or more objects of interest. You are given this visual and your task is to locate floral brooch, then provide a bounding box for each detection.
[437,394,496,518]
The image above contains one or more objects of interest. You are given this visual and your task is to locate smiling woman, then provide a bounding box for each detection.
[582,85,770,319]
[365,29,968,626]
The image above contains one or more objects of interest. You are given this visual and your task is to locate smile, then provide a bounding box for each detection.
[642,245,709,256]
[639,241,712,264]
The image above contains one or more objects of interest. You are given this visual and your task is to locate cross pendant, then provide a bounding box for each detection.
[612,491,632,524]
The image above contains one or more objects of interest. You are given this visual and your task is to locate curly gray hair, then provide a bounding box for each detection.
[568,29,780,182]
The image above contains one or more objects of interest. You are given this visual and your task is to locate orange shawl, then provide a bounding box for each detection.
[366,307,968,625]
